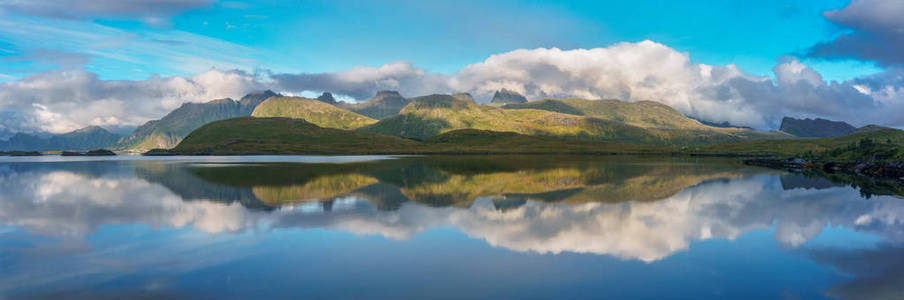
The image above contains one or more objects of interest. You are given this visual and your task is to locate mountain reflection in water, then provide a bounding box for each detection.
[0,156,902,299]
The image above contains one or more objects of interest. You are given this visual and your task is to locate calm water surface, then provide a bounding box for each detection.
[0,155,901,299]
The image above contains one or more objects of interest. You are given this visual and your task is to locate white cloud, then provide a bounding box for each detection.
[0,68,264,133]
[806,0,904,66]
[273,41,904,129]
[3,40,904,133]
[4,164,903,263]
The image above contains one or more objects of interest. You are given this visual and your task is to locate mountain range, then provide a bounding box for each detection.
[0,88,887,152]
[336,90,410,119]
[0,126,120,151]
[112,90,279,151]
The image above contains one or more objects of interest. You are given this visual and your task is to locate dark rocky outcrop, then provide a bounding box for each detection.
[316,92,337,104]
[490,88,527,104]
[780,117,856,138]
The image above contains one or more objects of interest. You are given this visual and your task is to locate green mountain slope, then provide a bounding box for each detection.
[337,90,410,119]
[503,98,708,129]
[701,126,904,156]
[113,90,279,151]
[0,126,120,151]
[156,118,665,155]
[251,96,377,129]
[361,94,781,144]
[168,117,421,154]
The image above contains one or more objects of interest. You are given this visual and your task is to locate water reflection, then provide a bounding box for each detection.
[1,156,902,298]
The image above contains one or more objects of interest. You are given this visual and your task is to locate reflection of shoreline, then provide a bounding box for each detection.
[152,156,759,209]
[2,158,902,299]
[2,159,902,263]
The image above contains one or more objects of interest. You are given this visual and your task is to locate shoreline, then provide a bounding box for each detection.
[744,158,904,182]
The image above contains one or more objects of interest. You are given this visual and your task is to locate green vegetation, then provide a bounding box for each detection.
[800,138,904,163]
[177,155,749,208]
[363,95,785,144]
[252,96,377,129]
[163,117,421,154]
[701,126,904,156]
[362,94,662,142]
[156,114,904,159]
[156,117,674,155]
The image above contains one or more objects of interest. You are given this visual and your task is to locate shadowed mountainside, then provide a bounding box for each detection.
[113,90,279,151]
[0,126,120,151]
[780,117,857,138]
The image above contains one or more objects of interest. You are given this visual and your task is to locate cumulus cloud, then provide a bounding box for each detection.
[3,41,904,133]
[805,0,904,66]
[271,62,452,100]
[0,68,264,133]
[273,41,903,129]
[0,0,212,26]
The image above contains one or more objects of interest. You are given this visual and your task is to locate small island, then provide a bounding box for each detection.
[0,151,42,156]
[60,149,117,156]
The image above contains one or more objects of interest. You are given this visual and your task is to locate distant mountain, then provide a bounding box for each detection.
[362,95,783,144]
[338,90,410,119]
[490,89,527,105]
[780,117,856,138]
[316,92,337,104]
[251,96,377,130]
[113,90,279,150]
[689,117,753,130]
[0,126,120,151]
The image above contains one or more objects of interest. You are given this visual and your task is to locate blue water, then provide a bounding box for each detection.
[0,155,900,299]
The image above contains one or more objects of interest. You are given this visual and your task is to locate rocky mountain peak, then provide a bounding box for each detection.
[317,92,337,104]
[779,117,856,138]
[491,88,527,104]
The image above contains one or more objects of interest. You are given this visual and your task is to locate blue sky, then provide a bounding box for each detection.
[1,0,903,133]
[0,0,882,81]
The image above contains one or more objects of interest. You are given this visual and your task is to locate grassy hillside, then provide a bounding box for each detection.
[157,117,672,155]
[503,98,784,140]
[700,126,904,156]
[361,95,781,145]
[168,117,421,154]
[362,94,659,142]
[251,96,377,129]
[113,90,278,151]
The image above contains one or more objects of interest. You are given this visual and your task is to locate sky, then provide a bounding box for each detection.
[0,0,903,134]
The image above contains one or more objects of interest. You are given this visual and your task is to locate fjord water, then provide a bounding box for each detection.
[0,156,900,299]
